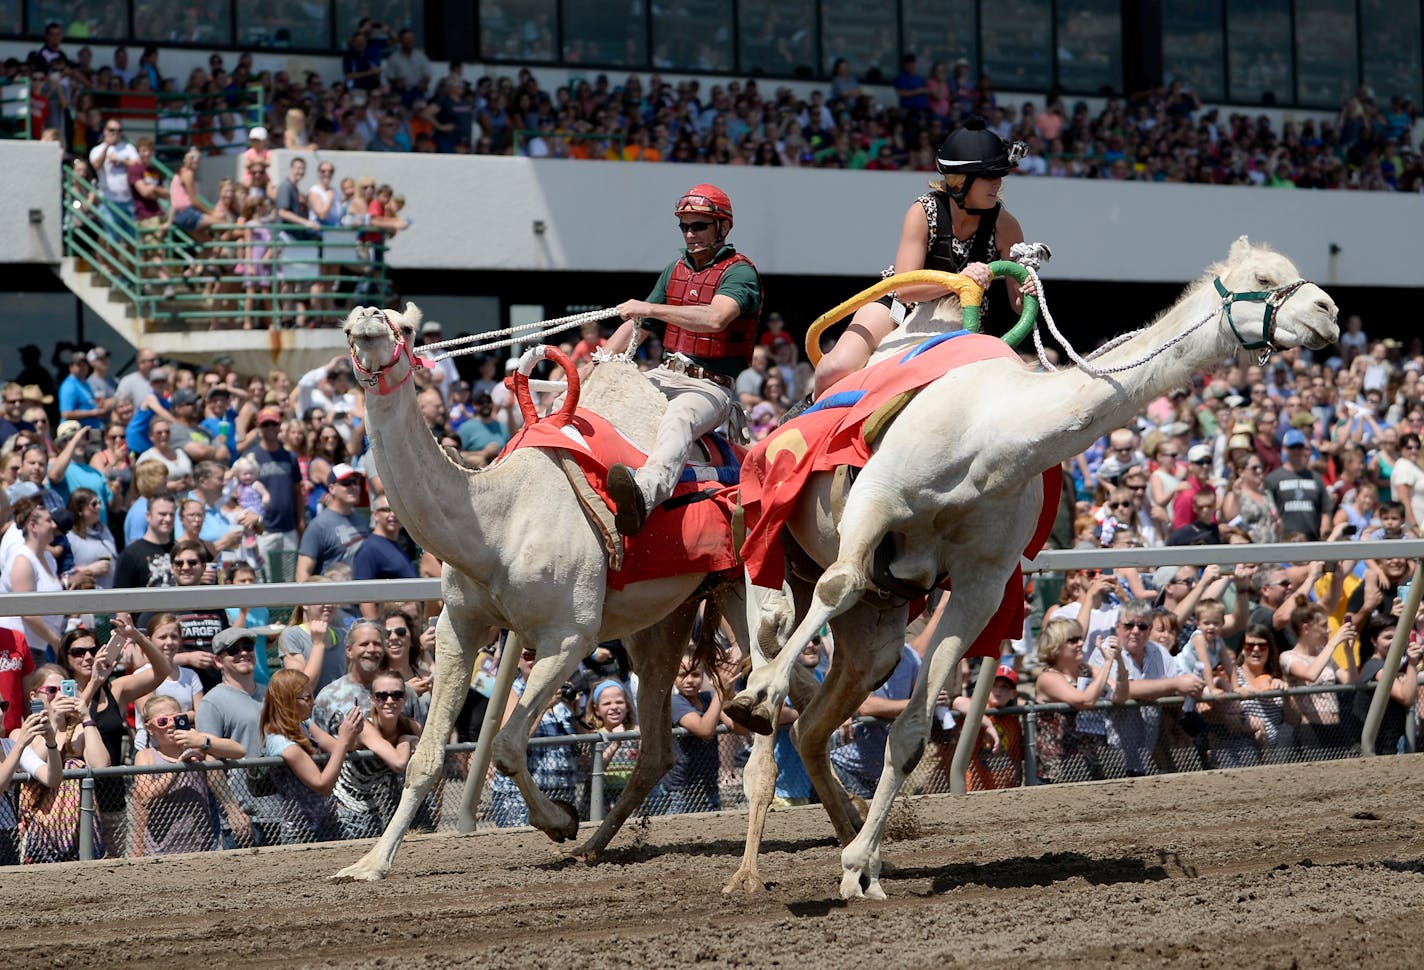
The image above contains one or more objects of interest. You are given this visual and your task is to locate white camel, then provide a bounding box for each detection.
[334,303,744,880]
[724,237,1339,899]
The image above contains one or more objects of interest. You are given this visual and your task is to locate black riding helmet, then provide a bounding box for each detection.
[936,116,1025,214]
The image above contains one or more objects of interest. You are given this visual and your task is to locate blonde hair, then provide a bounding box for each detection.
[134,459,171,499]
[1036,618,1084,667]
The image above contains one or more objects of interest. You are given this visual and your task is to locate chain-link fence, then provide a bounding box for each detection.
[3,682,1419,864]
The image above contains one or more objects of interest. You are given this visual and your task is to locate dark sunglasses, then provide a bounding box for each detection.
[1191,458,1211,465]
[259,420,281,428]
[372,690,406,703]
[173,558,204,567]
[67,644,100,658]
[1120,621,1152,631]
[1109,501,1132,509]
[678,220,713,233]
[385,627,409,639]
[34,685,60,696]
[217,643,254,657]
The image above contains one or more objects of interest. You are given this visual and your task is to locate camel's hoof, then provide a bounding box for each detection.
[722,867,767,894]
[568,839,604,864]
[839,868,865,900]
[725,690,776,736]
[542,799,581,843]
[332,859,389,882]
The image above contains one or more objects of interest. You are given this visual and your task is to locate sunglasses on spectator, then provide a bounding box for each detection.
[1066,636,1084,645]
[1159,451,1179,458]
[217,642,254,657]
[1119,621,1152,631]
[33,685,60,696]
[385,627,409,638]
[1109,501,1132,509]
[148,714,189,729]
[1191,458,1211,465]
[372,690,406,703]
[173,558,204,568]
[67,644,100,658]
[678,221,713,233]
[1268,579,1292,588]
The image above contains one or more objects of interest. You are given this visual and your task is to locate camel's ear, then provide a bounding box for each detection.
[1228,235,1253,261]
[402,301,423,330]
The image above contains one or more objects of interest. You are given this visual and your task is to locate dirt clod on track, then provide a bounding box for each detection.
[4,756,1423,969]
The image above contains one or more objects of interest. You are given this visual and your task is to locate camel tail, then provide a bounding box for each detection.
[689,596,727,685]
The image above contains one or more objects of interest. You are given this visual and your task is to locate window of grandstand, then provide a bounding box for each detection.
[480,0,554,61]
[28,0,124,39]
[651,0,732,73]
[981,0,1052,92]
[238,0,330,49]
[1362,0,1422,103]
[1162,0,1225,102]
[1226,0,1292,104]
[335,0,422,45]
[737,0,814,77]
[819,0,894,81]
[562,0,647,66]
[899,0,975,83]
[1054,0,1121,95]
[136,0,232,45]
[1294,0,1357,108]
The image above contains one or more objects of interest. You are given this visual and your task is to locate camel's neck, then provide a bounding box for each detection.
[1016,282,1234,462]
[362,372,496,567]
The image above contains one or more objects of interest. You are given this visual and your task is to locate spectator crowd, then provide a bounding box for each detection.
[1,297,1422,864]
[6,23,1423,191]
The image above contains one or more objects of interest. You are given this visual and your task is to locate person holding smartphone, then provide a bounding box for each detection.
[130,695,221,856]
[0,703,63,864]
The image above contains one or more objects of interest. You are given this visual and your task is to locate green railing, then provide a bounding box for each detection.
[1,78,34,139]
[61,164,396,331]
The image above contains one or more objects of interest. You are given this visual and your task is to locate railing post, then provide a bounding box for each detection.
[1022,700,1039,786]
[590,732,608,823]
[1361,560,1423,756]
[78,771,96,861]
[950,656,998,796]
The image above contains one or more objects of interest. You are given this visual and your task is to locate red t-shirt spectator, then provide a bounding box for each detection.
[0,628,34,735]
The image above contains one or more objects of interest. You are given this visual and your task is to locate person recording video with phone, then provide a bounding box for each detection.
[14,663,111,862]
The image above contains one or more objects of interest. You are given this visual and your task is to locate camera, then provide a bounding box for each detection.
[174,714,191,731]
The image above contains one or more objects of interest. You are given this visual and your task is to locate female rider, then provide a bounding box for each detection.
[812,117,1033,397]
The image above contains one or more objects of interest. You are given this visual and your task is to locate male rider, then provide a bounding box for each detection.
[604,184,762,535]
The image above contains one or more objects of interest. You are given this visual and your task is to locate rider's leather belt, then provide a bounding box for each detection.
[661,353,734,390]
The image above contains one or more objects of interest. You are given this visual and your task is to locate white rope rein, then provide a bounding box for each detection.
[416,306,624,362]
[1009,242,1220,378]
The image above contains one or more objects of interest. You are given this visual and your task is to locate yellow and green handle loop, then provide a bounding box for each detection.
[804,261,1040,366]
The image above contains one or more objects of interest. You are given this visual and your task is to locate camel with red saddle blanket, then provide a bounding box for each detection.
[721,238,1340,899]
[334,302,747,881]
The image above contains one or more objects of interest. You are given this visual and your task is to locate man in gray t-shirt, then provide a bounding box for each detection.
[197,627,282,846]
[278,605,347,692]
[296,464,369,581]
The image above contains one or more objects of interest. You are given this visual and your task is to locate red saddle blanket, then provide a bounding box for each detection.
[734,331,1062,659]
[499,412,739,590]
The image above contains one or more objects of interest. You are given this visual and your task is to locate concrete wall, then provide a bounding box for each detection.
[265,149,1423,287]
[0,140,62,263]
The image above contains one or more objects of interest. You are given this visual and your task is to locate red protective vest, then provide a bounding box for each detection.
[662,252,760,363]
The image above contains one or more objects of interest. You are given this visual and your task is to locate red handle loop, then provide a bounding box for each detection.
[512,345,581,429]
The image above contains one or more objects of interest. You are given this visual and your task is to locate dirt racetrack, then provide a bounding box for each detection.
[3,755,1423,969]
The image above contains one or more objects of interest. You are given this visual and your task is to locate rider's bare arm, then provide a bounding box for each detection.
[616,293,741,334]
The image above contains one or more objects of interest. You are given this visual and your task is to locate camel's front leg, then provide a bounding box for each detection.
[794,602,908,847]
[334,605,478,881]
[727,566,866,736]
[571,608,693,860]
[722,730,777,893]
[839,572,1005,900]
[492,631,591,842]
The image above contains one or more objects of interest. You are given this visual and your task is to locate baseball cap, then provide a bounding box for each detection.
[249,125,268,141]
[1186,444,1212,463]
[212,626,261,655]
[257,406,284,425]
[54,419,84,442]
[1282,428,1308,448]
[994,664,1019,685]
[329,462,363,485]
[170,388,199,408]
[420,320,442,335]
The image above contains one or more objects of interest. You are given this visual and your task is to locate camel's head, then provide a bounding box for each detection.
[1212,237,1339,354]
[342,303,424,395]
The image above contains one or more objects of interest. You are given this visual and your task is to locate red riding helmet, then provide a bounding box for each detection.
[674,183,733,224]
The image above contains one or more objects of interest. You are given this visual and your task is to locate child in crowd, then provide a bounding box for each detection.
[656,655,730,814]
[1365,501,1416,540]
[1179,598,1238,697]
[965,664,1026,791]
[130,695,219,855]
[224,455,269,564]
